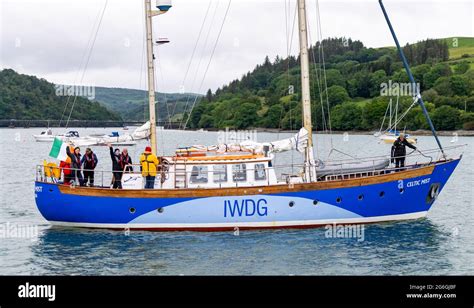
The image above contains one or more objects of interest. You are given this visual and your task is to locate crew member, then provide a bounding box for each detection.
[66,145,84,186]
[108,144,123,189]
[391,133,416,170]
[81,147,98,186]
[140,146,159,189]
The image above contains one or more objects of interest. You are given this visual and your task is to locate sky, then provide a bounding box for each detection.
[0,0,472,94]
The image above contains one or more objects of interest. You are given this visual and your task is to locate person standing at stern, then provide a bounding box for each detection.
[140,146,159,189]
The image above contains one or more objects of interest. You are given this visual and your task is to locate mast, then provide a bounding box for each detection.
[378,0,445,158]
[144,0,171,155]
[297,0,315,181]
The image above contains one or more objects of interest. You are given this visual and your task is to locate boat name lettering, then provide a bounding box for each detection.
[407,178,430,188]
[224,199,268,218]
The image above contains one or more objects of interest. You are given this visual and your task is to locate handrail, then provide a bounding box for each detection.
[36,144,463,189]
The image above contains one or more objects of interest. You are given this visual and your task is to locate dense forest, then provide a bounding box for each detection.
[0,69,121,121]
[189,37,474,131]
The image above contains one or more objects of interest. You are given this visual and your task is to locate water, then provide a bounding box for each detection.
[0,127,472,275]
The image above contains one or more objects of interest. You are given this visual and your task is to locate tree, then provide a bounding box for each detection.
[454,61,470,74]
[431,105,460,130]
[331,102,364,130]
[325,85,350,105]
[234,102,259,129]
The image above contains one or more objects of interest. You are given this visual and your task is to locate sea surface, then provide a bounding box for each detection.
[0,127,472,275]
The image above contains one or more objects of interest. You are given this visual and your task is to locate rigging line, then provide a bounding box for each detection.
[139,0,147,123]
[306,16,324,159]
[307,14,327,135]
[183,0,232,130]
[59,4,103,127]
[181,0,213,90]
[178,1,220,128]
[171,1,212,123]
[378,100,390,134]
[154,47,172,128]
[65,0,108,128]
[315,0,333,149]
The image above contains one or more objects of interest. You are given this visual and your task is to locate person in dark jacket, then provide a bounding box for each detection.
[66,145,84,186]
[120,148,133,173]
[81,148,98,187]
[391,133,416,170]
[108,144,123,189]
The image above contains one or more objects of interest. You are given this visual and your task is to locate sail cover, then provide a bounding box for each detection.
[188,127,309,154]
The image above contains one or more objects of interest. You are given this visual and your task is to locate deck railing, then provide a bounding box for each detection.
[36,144,465,189]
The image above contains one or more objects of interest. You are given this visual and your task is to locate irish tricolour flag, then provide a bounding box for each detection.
[49,138,69,161]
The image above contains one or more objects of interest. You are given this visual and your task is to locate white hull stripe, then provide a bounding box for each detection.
[48,211,428,230]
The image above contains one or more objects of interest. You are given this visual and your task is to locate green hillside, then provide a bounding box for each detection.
[0,69,121,121]
[190,37,474,131]
[94,87,201,122]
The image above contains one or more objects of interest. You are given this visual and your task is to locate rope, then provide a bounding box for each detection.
[183,0,232,130]
[65,0,108,128]
[178,1,221,128]
[58,3,105,127]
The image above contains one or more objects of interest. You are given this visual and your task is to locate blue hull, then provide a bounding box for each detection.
[34,159,460,231]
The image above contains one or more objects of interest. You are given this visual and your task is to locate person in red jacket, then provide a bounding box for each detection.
[59,160,72,185]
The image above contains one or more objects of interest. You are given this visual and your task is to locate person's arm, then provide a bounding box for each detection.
[94,154,98,166]
[404,139,416,150]
[80,156,85,166]
[109,146,114,160]
[128,157,133,171]
[66,146,74,159]
[391,145,395,163]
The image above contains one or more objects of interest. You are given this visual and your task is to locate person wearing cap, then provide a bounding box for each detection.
[391,133,416,170]
[66,144,85,186]
[140,146,159,189]
[81,147,98,186]
[108,144,123,189]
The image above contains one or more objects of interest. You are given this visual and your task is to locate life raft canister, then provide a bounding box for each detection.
[43,161,61,179]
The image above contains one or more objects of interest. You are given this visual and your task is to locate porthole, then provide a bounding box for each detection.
[129,207,136,214]
[313,200,319,205]
[336,197,342,203]
[158,207,164,213]
[289,201,295,207]
[379,191,385,198]
[399,188,404,194]
[358,194,364,201]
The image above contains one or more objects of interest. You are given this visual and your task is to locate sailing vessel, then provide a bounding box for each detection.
[375,97,417,144]
[34,0,463,231]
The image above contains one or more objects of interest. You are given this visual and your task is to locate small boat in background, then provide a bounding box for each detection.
[34,129,79,142]
[375,97,417,145]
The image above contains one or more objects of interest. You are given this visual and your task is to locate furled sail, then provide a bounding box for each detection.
[185,127,309,155]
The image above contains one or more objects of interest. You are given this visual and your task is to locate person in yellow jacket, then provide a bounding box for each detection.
[140,146,159,189]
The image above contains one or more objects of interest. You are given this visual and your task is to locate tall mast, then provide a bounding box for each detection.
[144,0,171,155]
[379,0,445,158]
[297,0,315,181]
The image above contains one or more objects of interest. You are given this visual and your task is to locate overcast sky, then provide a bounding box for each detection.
[0,0,472,94]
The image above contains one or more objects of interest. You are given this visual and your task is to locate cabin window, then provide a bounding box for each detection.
[254,164,266,181]
[213,165,227,183]
[232,164,247,182]
[190,166,208,183]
